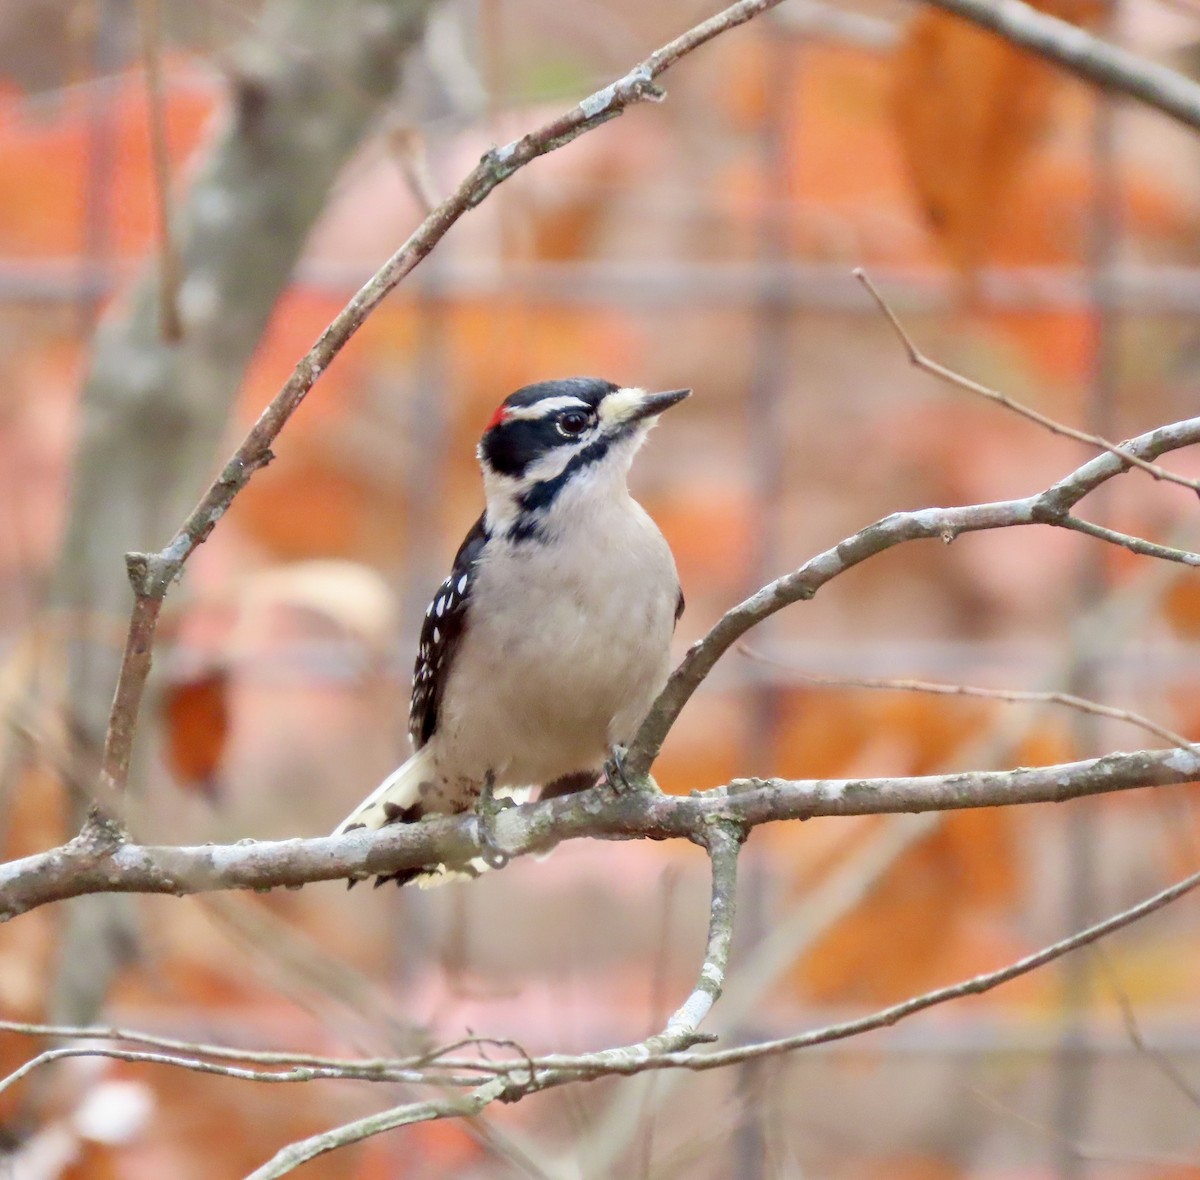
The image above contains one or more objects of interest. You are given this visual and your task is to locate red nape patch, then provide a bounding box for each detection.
[485,404,510,431]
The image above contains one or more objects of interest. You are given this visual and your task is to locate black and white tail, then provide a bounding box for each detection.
[333,746,434,837]
[334,749,532,888]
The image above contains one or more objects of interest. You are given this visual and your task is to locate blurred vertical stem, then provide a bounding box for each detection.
[734,18,795,1180]
[136,0,182,341]
[1056,2,1121,1171]
[46,0,442,1025]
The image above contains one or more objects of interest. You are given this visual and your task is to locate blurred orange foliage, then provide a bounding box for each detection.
[891,1,1102,277]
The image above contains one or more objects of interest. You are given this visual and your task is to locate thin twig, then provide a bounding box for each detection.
[0,1044,481,1097]
[737,642,1197,752]
[386,124,441,215]
[0,1017,430,1072]
[244,1078,510,1179]
[1058,513,1200,565]
[1092,947,1200,1111]
[855,268,1200,497]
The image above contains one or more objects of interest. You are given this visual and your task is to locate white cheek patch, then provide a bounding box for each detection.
[523,439,591,484]
[597,387,648,427]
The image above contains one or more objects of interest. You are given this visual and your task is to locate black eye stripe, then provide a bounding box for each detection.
[479,378,619,478]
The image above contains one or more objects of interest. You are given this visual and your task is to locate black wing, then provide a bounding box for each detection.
[675,586,685,627]
[409,514,488,749]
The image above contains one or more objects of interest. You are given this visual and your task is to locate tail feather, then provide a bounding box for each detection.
[333,746,434,836]
[335,750,535,888]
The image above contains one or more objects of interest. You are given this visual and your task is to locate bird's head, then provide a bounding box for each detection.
[477,377,690,540]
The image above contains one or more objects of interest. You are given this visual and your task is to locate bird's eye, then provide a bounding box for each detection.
[556,410,591,437]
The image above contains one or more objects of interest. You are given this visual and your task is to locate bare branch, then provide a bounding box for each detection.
[244,1079,510,1180]
[1057,514,1200,565]
[589,821,740,1059]
[2,745,1198,920]
[624,413,1200,779]
[0,1018,434,1072]
[919,0,1200,133]
[855,268,1200,497]
[737,643,1197,751]
[0,1045,479,1098]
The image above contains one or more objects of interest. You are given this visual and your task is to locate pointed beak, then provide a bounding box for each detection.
[626,387,692,423]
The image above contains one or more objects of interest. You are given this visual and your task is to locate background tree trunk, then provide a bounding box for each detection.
[46,0,441,1026]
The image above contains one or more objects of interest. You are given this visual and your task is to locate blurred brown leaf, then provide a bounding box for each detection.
[161,668,230,800]
[892,1,1099,276]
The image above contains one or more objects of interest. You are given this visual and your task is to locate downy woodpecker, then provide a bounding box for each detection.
[335,377,689,884]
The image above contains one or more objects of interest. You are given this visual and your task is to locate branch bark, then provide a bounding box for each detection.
[920,0,1200,133]
[1,744,1197,921]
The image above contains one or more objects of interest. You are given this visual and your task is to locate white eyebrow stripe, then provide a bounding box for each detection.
[502,396,592,421]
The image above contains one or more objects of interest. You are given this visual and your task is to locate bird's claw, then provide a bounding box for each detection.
[603,746,633,794]
[474,771,511,870]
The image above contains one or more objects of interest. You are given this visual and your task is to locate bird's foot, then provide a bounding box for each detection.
[603,746,633,794]
[474,771,512,870]
[603,746,659,795]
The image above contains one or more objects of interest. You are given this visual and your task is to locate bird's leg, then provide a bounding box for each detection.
[473,770,512,870]
[603,745,633,793]
[603,745,660,794]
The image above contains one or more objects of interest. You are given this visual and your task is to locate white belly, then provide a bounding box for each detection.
[433,496,678,790]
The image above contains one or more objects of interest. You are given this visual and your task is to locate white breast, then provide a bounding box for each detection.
[435,475,679,789]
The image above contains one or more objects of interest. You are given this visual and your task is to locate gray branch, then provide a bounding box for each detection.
[921,0,1200,132]
[1,745,1197,922]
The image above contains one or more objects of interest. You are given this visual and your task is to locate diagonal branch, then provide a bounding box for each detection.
[737,644,1197,751]
[855,268,1200,496]
[624,412,1200,779]
[91,0,789,807]
[919,0,1200,133]
[244,1079,510,1180]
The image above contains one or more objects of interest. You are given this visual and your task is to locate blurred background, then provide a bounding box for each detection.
[2,0,1200,1175]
